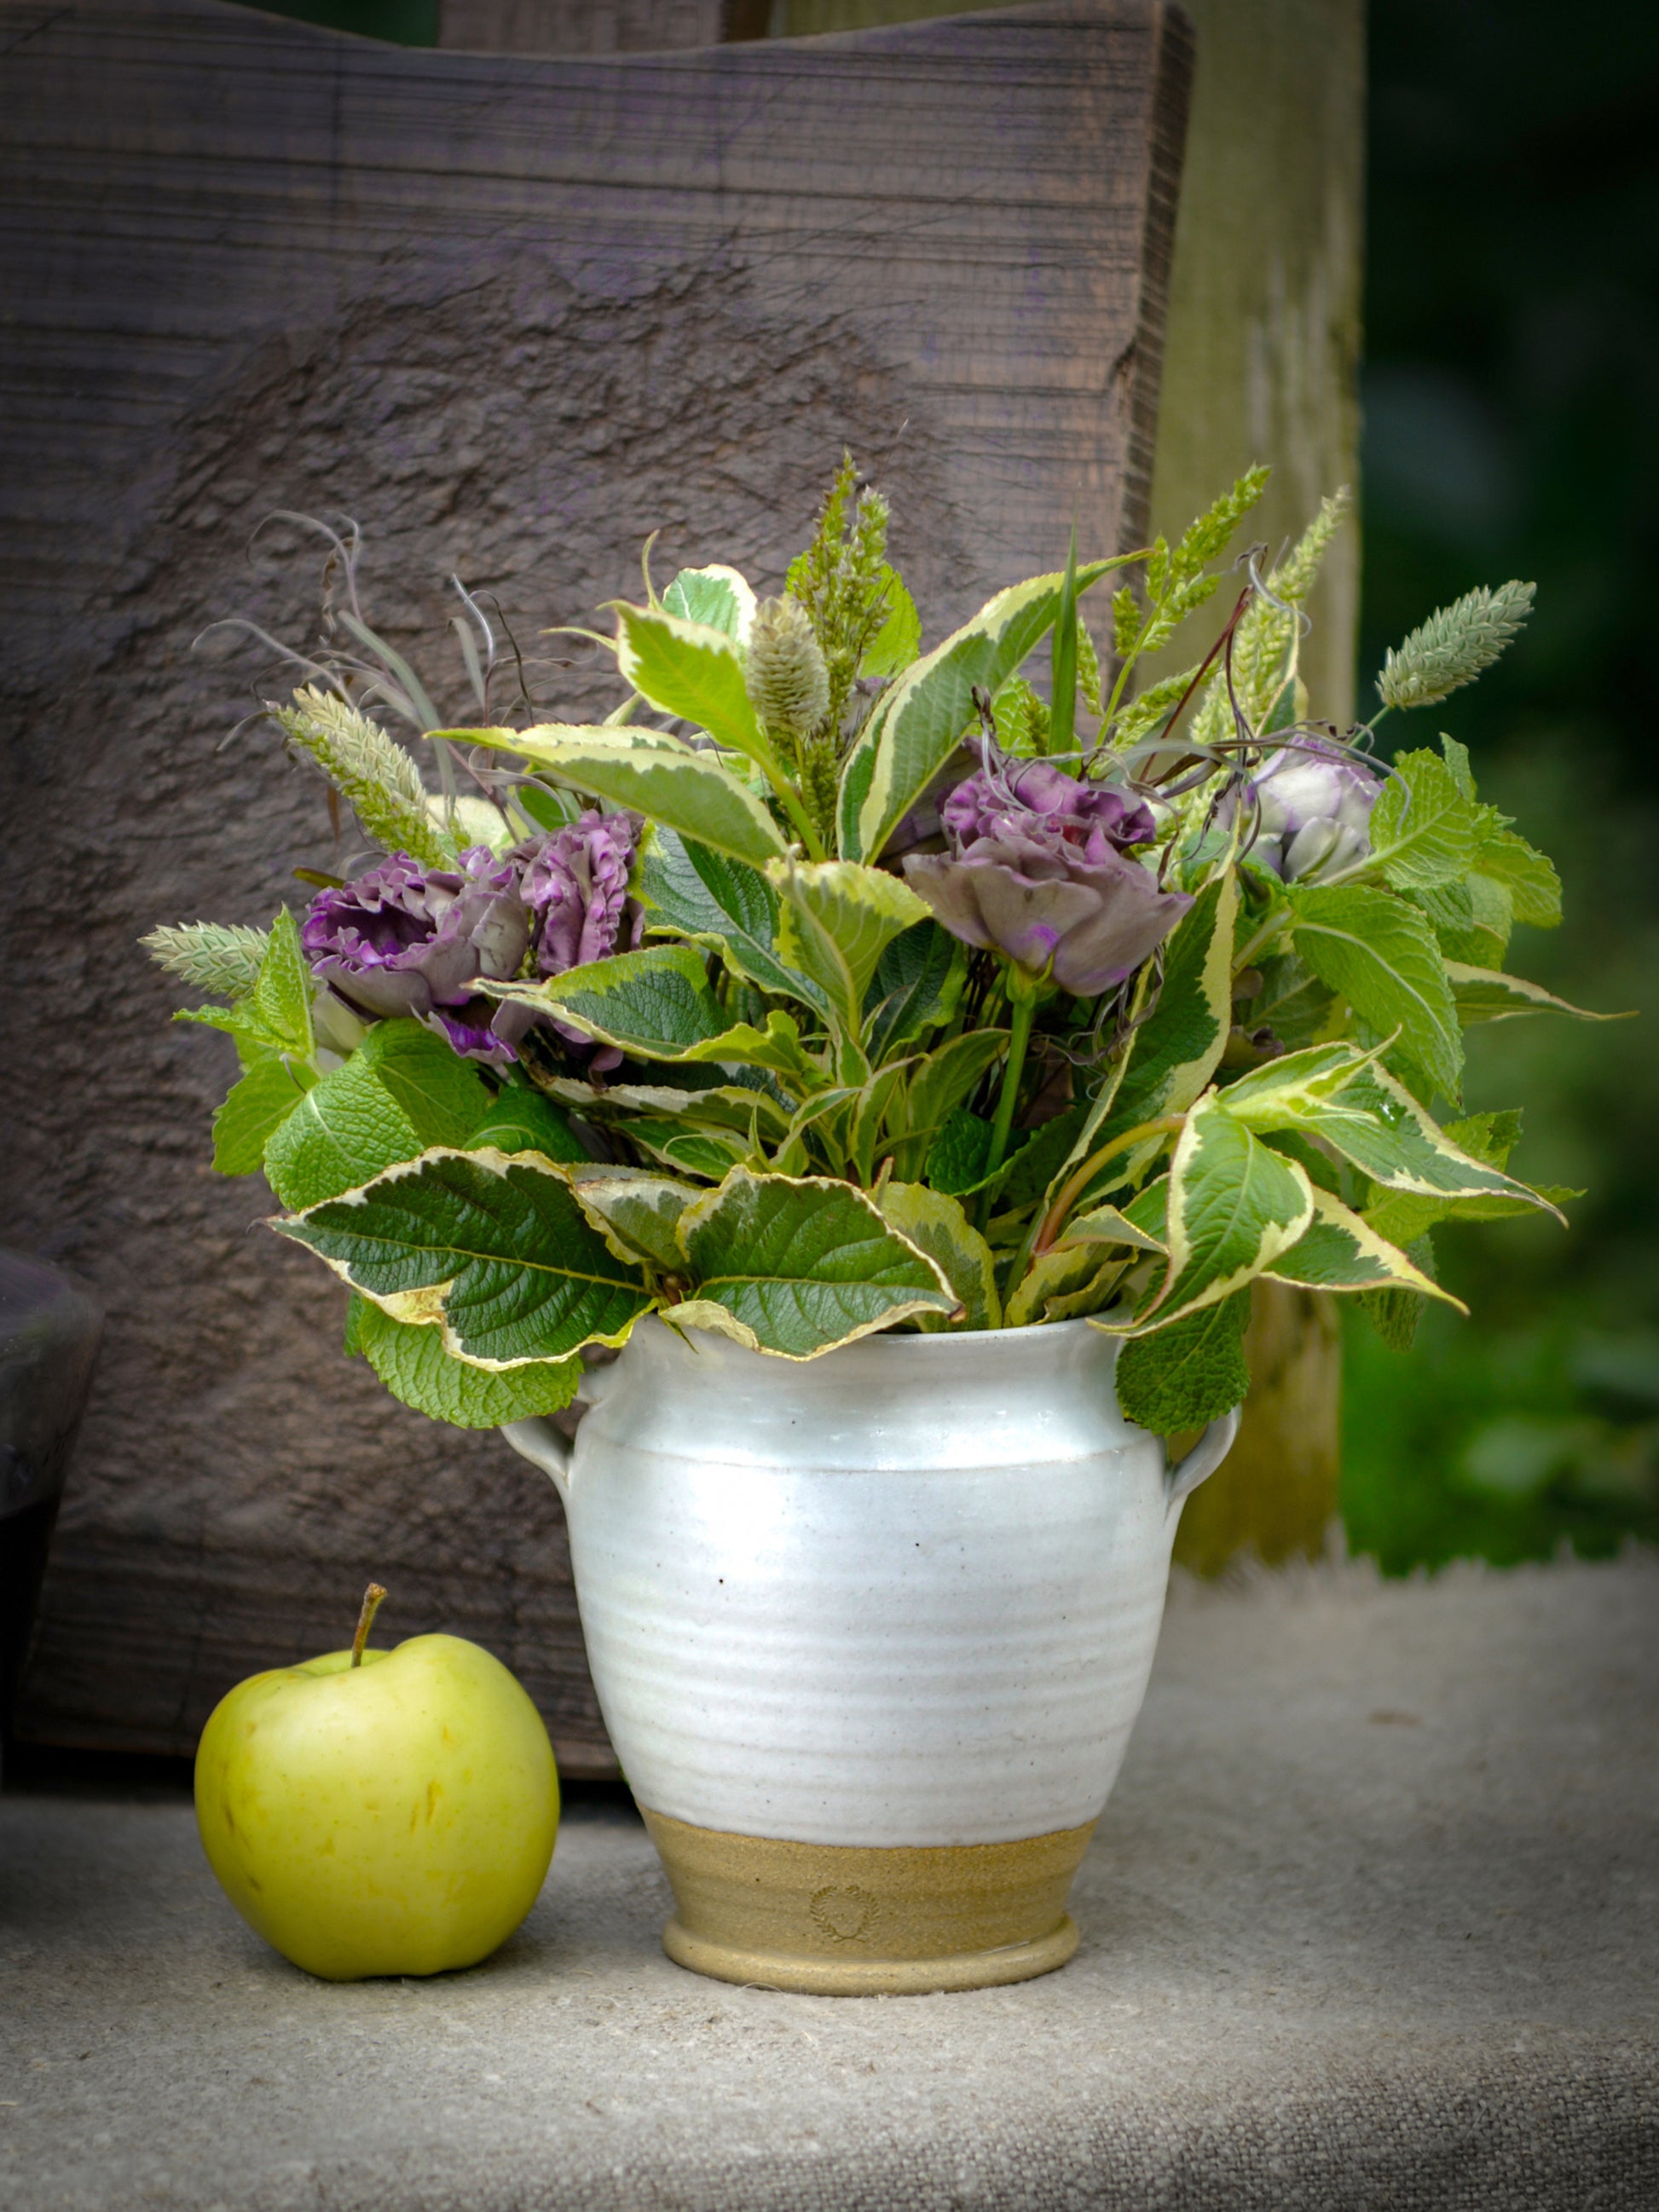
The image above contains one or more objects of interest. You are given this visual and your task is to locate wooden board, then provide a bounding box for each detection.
[0,0,1191,1764]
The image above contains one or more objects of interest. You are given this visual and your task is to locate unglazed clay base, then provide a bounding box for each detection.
[642,1808,1093,1995]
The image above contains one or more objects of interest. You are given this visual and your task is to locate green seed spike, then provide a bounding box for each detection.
[1049,521,1078,759]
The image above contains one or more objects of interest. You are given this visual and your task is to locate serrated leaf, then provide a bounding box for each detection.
[1474,828,1561,927]
[274,1146,653,1367]
[1004,1240,1119,1329]
[877,1183,999,1331]
[352,1299,581,1428]
[924,1106,996,1197]
[1287,1061,1558,1211]
[212,1046,313,1176]
[257,909,318,1056]
[1217,1039,1378,1128]
[766,858,931,1034]
[1058,1201,1167,1256]
[1051,874,1238,1195]
[1112,1292,1251,1435]
[1101,1094,1315,1335]
[844,562,1114,862]
[1248,950,1337,1048]
[263,1020,490,1210]
[665,1169,958,1357]
[1264,1187,1464,1305]
[661,563,755,641]
[636,827,827,1014]
[1360,1233,1437,1353]
[467,1086,590,1163]
[1362,750,1482,888]
[862,568,921,679]
[611,603,773,771]
[466,725,788,868]
[486,944,727,1060]
[1445,963,1618,1026]
[863,919,966,1060]
[1289,883,1462,1100]
[567,1167,701,1272]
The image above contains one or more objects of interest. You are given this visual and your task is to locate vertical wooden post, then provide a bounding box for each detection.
[764,0,1365,1572]
[1149,0,1362,1571]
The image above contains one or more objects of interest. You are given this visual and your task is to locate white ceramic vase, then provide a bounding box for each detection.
[503,1315,1237,1994]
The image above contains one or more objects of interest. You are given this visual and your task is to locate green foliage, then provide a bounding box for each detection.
[612,604,775,771]
[876,1183,1001,1332]
[212,1045,313,1175]
[351,1297,581,1428]
[473,725,789,867]
[636,828,827,1014]
[1288,883,1463,1100]
[1376,581,1535,713]
[667,1168,957,1355]
[842,561,1115,863]
[766,859,930,1037]
[1104,1095,1315,1335]
[1189,489,1351,748]
[662,563,754,639]
[275,1147,655,1366]
[1113,1294,1251,1434]
[153,454,1603,1435]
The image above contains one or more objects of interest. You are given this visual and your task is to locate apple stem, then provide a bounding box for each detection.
[351,1582,389,1667]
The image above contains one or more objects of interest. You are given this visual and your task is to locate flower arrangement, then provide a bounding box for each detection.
[147,459,1605,1436]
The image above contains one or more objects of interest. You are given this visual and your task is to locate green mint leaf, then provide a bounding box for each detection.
[1289,883,1462,1100]
[351,1299,581,1429]
[275,1147,653,1366]
[665,1168,957,1357]
[1113,1292,1251,1435]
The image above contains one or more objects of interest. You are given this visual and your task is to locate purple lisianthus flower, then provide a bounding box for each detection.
[903,759,1191,996]
[517,811,642,977]
[1250,736,1381,881]
[503,811,645,1076]
[303,846,529,1064]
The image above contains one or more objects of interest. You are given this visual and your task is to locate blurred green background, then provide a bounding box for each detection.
[233,0,1658,1570]
[1349,0,1659,1570]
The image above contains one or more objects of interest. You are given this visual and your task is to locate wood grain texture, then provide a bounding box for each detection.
[438,1,727,51]
[0,0,1190,1760]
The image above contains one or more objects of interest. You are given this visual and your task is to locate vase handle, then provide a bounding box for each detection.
[1164,1406,1241,1510]
[500,1357,625,1501]
[500,1416,573,1501]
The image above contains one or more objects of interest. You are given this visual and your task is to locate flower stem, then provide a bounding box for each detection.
[976,987,1038,1227]
[351,1582,389,1667]
[1030,1114,1186,1257]
[1231,907,1293,975]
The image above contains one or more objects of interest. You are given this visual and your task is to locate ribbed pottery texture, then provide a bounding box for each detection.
[546,1319,1211,1850]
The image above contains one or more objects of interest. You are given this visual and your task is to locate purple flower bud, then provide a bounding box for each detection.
[302,848,529,1064]
[903,759,1190,996]
[1250,736,1381,882]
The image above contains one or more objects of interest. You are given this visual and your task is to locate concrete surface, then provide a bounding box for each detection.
[3,1554,1656,2210]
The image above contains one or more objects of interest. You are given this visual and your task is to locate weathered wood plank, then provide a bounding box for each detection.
[1,0,1191,1761]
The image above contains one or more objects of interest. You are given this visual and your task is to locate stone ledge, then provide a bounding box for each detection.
[3,1555,1656,2210]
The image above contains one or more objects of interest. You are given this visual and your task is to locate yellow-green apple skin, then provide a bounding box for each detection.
[194,1634,559,1981]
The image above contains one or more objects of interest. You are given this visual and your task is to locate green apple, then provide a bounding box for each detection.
[194,1586,559,1981]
